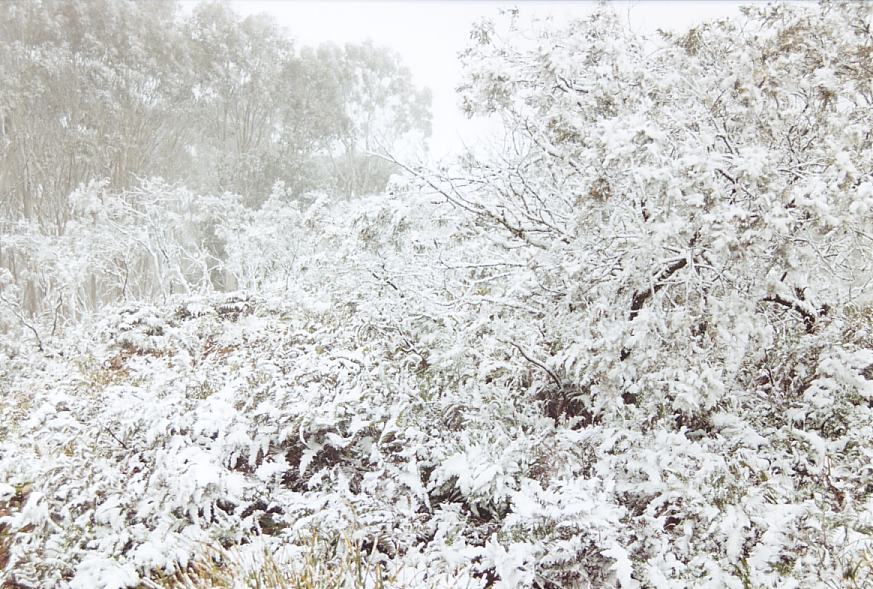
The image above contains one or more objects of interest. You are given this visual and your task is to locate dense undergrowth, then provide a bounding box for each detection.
[2,187,873,588]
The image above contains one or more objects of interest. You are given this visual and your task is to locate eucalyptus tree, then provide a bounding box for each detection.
[0,0,191,231]
[0,0,433,325]
[320,40,433,197]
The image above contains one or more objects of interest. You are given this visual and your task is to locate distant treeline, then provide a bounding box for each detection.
[0,0,432,231]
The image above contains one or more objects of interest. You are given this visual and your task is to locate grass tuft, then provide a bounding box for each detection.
[145,531,395,589]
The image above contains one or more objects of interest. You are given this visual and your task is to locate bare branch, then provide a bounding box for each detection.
[504,340,562,389]
[628,257,689,322]
[761,294,824,334]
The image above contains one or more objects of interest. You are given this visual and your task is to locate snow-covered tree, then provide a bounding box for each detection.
[437,2,873,421]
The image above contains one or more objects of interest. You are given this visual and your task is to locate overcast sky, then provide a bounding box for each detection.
[222,1,744,159]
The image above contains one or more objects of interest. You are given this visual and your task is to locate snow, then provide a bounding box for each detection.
[69,556,139,589]
[2,2,873,588]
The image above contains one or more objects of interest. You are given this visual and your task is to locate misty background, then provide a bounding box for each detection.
[0,0,742,340]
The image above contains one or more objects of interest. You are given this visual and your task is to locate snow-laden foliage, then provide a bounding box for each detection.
[2,2,873,588]
[0,179,247,326]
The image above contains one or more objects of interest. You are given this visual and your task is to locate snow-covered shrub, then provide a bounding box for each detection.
[0,179,248,336]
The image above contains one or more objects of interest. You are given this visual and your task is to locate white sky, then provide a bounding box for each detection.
[219,1,744,158]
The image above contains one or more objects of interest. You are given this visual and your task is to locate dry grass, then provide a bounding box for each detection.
[0,485,30,589]
[143,531,394,589]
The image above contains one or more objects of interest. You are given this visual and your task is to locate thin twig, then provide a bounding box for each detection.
[0,292,44,351]
[104,426,129,450]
